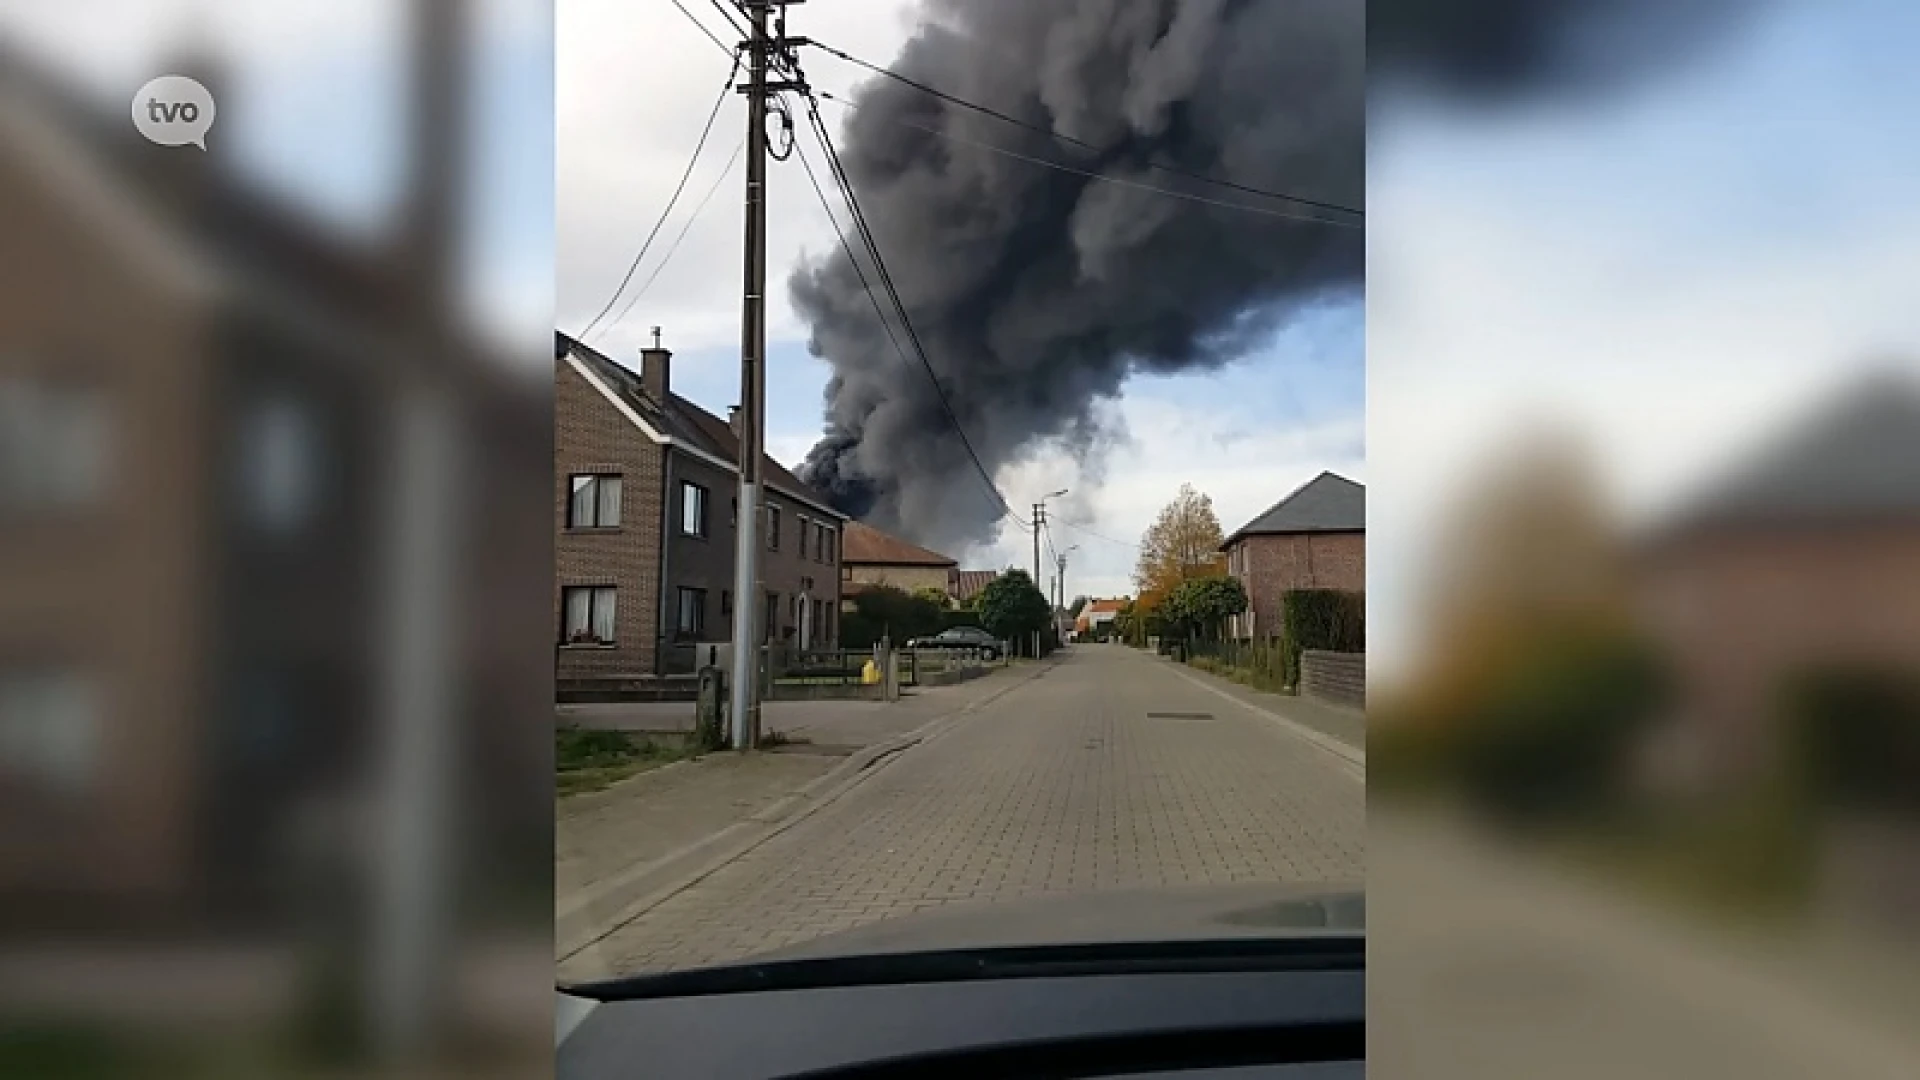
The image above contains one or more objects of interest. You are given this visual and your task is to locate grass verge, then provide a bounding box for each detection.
[557,727,700,797]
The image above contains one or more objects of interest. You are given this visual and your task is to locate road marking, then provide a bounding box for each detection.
[1163,663,1365,778]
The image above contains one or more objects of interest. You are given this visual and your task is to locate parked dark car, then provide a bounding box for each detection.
[907,626,1003,660]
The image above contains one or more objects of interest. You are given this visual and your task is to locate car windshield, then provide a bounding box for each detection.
[555,0,1364,989]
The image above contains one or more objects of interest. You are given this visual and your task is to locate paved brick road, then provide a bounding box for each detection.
[566,645,1364,979]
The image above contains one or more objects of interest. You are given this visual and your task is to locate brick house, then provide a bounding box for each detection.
[1635,372,1920,787]
[1220,471,1365,640]
[1074,598,1127,637]
[947,569,1000,608]
[555,332,846,678]
[839,521,957,610]
[0,45,547,915]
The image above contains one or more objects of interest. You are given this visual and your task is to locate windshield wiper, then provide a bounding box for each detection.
[562,934,1363,1002]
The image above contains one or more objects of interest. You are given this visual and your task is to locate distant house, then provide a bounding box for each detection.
[840,522,958,609]
[1221,472,1365,640]
[556,332,847,676]
[1075,598,1127,637]
[1636,372,1920,786]
[948,569,1000,608]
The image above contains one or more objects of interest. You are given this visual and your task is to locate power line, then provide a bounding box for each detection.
[704,0,748,41]
[816,91,1359,228]
[1054,518,1140,550]
[578,57,739,339]
[668,0,732,55]
[790,107,1025,528]
[798,96,1029,526]
[807,40,1363,220]
[595,137,745,342]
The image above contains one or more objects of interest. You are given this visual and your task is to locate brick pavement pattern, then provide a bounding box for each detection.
[569,645,1364,978]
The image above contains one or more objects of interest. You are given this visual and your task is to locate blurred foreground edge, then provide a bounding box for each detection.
[0,5,552,1077]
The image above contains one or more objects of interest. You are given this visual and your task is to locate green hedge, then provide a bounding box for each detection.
[1784,666,1920,813]
[1279,589,1365,688]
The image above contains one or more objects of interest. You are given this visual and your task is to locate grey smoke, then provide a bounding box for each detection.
[1369,0,1764,98]
[793,0,1760,553]
[793,0,1362,553]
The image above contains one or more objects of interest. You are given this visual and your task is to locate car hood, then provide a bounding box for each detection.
[742,882,1363,962]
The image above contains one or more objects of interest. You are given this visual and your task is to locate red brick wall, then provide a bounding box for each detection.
[1638,525,1920,784]
[1229,531,1364,640]
[555,357,665,676]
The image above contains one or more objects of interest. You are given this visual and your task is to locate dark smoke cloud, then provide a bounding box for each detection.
[1369,0,1765,99]
[793,0,1363,552]
[793,0,1763,554]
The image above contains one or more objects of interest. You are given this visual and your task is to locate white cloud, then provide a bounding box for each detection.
[558,0,923,358]
[979,392,1364,602]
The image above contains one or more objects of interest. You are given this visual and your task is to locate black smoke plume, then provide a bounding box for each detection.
[1370,0,1763,99]
[793,0,1762,553]
[793,0,1363,552]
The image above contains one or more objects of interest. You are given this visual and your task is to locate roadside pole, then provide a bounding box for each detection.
[728,1,772,750]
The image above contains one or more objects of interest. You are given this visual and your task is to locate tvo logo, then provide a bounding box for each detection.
[132,75,216,150]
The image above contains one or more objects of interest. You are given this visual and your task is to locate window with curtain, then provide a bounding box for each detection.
[676,587,706,637]
[568,474,621,528]
[680,481,708,537]
[798,515,810,558]
[0,378,111,515]
[0,666,101,795]
[562,586,617,644]
[767,504,781,550]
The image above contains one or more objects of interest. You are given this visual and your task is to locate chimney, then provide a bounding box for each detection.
[640,346,671,401]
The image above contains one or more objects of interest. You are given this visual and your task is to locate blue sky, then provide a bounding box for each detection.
[1367,0,1920,678]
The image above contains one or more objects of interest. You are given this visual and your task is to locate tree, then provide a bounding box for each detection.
[1165,576,1248,641]
[976,568,1051,650]
[912,586,954,611]
[841,586,945,648]
[1134,484,1226,597]
[1068,595,1090,619]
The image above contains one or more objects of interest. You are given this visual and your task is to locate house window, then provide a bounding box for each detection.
[680,481,708,537]
[730,497,737,526]
[561,586,617,645]
[237,394,319,532]
[721,590,733,618]
[767,505,781,550]
[824,529,835,564]
[0,666,101,795]
[568,474,622,529]
[0,378,110,514]
[676,587,706,637]
[763,591,779,643]
[798,516,810,558]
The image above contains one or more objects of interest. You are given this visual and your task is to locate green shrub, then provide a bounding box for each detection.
[1279,589,1364,687]
[1783,666,1920,814]
[1448,631,1667,825]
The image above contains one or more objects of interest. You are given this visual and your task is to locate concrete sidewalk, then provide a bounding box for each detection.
[557,660,1056,963]
[555,666,1012,737]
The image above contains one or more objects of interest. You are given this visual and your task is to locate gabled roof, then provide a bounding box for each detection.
[1657,370,1920,536]
[948,569,1000,603]
[842,521,957,567]
[1085,598,1128,615]
[1222,471,1365,548]
[557,331,846,520]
